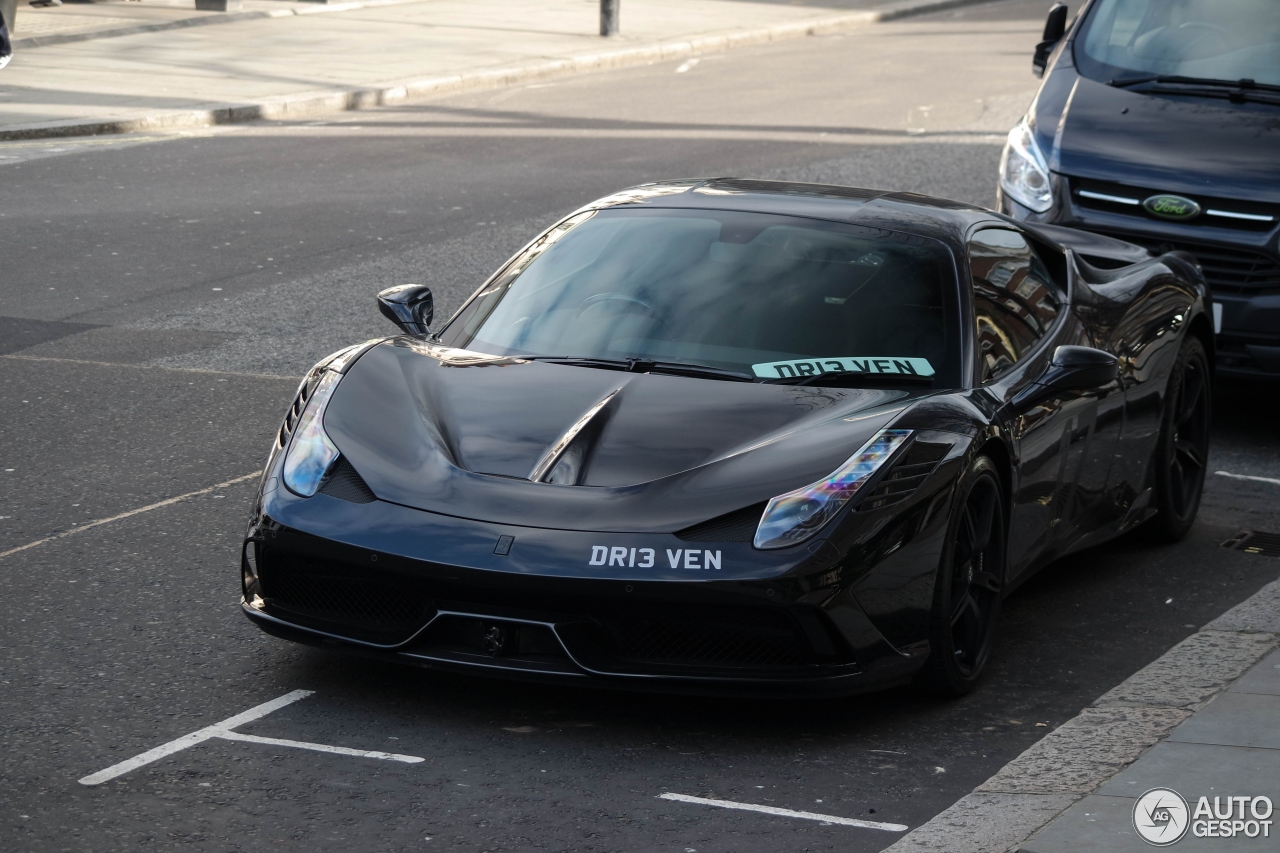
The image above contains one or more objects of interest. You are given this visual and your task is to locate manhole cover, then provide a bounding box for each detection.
[1222,531,1280,557]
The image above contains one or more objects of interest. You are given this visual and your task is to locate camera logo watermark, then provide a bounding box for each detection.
[1133,788,1274,845]
[1134,788,1190,845]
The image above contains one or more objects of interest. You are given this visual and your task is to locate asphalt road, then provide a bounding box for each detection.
[3,1,1280,851]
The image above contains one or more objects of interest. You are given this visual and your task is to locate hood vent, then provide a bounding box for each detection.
[675,502,768,542]
[857,441,949,512]
[529,388,620,485]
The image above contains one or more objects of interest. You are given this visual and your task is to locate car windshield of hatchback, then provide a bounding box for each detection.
[1077,0,1280,88]
[436,207,961,388]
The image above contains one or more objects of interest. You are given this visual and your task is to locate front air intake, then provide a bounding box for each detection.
[318,457,377,503]
[675,502,767,542]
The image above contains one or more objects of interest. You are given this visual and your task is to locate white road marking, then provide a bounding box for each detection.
[658,793,908,832]
[218,731,425,763]
[79,690,313,786]
[0,472,259,560]
[1216,470,1280,487]
[79,690,426,785]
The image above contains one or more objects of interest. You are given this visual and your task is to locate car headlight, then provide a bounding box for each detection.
[281,364,345,497]
[999,121,1053,213]
[753,429,913,550]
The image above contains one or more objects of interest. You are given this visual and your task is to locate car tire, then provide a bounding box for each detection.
[1148,336,1211,543]
[915,454,1007,698]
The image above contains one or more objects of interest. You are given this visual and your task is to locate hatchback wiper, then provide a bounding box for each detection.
[515,355,755,382]
[761,370,935,387]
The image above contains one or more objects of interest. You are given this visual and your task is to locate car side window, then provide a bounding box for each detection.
[969,228,1063,383]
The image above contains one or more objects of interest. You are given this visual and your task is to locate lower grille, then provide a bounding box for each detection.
[589,606,813,669]
[258,551,836,673]
[260,552,435,645]
[1090,231,1280,295]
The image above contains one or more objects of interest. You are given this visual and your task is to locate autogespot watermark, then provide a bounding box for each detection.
[1133,788,1274,845]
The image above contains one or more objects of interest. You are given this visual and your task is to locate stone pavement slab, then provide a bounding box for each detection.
[1095,741,1280,800]
[1020,794,1270,853]
[0,0,991,138]
[1230,648,1280,696]
[1168,691,1280,750]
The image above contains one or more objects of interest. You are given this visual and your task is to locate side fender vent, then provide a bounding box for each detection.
[319,457,377,504]
[277,372,322,449]
[675,502,768,542]
[858,441,950,512]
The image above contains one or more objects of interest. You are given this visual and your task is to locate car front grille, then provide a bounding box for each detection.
[589,606,813,669]
[1086,231,1280,295]
[260,552,435,645]
[1070,178,1279,232]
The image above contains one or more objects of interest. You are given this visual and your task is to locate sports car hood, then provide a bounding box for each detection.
[320,340,932,532]
[1053,77,1280,203]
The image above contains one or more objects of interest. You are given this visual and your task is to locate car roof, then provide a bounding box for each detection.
[578,178,1007,250]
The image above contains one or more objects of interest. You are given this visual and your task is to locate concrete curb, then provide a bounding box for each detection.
[882,584,1280,853]
[10,0,412,50]
[0,0,1001,141]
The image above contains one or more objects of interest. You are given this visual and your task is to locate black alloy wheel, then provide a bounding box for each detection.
[916,455,1006,697]
[1150,336,1211,542]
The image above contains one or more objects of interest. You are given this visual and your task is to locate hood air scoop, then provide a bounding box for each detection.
[528,388,620,485]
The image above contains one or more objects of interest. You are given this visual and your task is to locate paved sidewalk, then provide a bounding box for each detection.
[1024,648,1280,851]
[0,0,995,139]
[1017,583,1280,853]
[886,572,1280,853]
[10,0,411,48]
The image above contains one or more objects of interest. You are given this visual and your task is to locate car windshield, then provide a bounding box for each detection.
[1076,0,1280,88]
[437,207,961,387]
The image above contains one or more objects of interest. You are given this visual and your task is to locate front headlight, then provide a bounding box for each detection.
[999,121,1054,213]
[281,368,343,497]
[753,429,913,550]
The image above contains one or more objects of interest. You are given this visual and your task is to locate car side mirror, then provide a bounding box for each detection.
[1033,3,1069,78]
[1012,345,1118,409]
[377,284,434,336]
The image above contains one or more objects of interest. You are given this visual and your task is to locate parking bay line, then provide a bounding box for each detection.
[658,793,909,832]
[0,472,260,561]
[79,690,423,786]
[1216,470,1280,487]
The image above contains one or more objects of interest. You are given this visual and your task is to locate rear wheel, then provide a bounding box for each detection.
[915,455,1006,698]
[1149,336,1211,542]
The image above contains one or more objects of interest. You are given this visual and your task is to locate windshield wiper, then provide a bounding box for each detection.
[1108,75,1280,92]
[1108,75,1280,103]
[762,371,935,387]
[514,355,755,382]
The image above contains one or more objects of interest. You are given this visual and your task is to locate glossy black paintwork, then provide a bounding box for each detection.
[1006,0,1280,378]
[243,179,1211,693]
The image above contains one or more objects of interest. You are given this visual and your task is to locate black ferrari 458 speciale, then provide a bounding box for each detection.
[242,179,1213,697]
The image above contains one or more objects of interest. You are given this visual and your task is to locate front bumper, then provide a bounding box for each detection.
[241,475,947,695]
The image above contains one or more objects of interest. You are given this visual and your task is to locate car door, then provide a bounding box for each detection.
[967,228,1096,580]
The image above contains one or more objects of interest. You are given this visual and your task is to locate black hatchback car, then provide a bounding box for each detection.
[998,0,1280,380]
